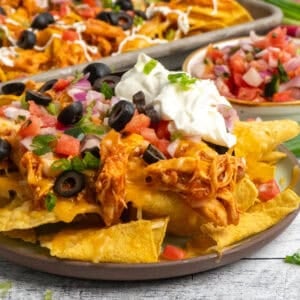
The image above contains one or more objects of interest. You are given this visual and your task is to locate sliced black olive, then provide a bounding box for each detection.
[57,102,83,125]
[31,12,55,30]
[108,100,135,131]
[83,63,111,85]
[0,7,6,16]
[25,90,52,106]
[0,138,11,161]
[38,79,58,93]
[1,82,25,95]
[17,30,36,49]
[80,135,101,158]
[144,104,160,123]
[115,12,133,30]
[92,75,120,92]
[132,90,146,113]
[96,11,113,23]
[142,144,166,164]
[116,0,134,11]
[54,170,85,197]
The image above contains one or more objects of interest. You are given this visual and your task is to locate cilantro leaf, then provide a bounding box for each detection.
[278,62,289,83]
[285,251,300,265]
[45,193,57,211]
[44,289,53,300]
[100,82,114,99]
[31,135,57,156]
[143,59,157,75]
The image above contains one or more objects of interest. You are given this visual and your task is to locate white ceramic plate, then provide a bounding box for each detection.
[0,146,299,281]
[183,38,300,121]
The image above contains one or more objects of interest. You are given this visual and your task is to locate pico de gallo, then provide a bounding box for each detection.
[196,26,300,102]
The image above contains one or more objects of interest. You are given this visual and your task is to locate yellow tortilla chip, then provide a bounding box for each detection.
[261,151,287,165]
[40,218,169,263]
[0,197,101,231]
[234,120,300,160]
[199,189,300,250]
[234,176,258,212]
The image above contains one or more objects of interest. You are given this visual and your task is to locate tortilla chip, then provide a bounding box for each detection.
[199,189,300,250]
[234,120,300,160]
[234,176,258,212]
[0,197,101,231]
[261,151,287,165]
[39,218,169,263]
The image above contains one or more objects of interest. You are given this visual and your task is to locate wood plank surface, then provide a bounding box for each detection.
[0,214,299,300]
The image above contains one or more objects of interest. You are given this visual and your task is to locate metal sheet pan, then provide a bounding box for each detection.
[0,0,282,86]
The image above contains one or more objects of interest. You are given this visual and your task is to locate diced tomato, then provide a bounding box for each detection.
[83,0,97,6]
[53,78,70,92]
[0,105,8,117]
[229,53,247,74]
[59,3,69,17]
[258,179,280,202]
[0,14,6,24]
[267,27,287,49]
[232,73,248,88]
[272,90,294,102]
[62,30,79,42]
[77,7,96,19]
[28,101,57,127]
[161,244,186,261]
[155,138,170,156]
[237,87,261,101]
[140,127,158,145]
[18,116,41,138]
[155,120,170,140]
[123,113,151,134]
[206,45,224,63]
[55,134,80,157]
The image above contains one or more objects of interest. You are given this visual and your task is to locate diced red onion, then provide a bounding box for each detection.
[71,74,91,91]
[240,42,253,52]
[81,135,101,153]
[249,30,260,42]
[3,107,30,120]
[110,96,121,107]
[242,67,263,87]
[279,76,300,92]
[217,104,239,132]
[214,65,230,77]
[20,136,34,151]
[86,90,105,104]
[94,101,110,114]
[283,57,300,72]
[167,139,180,157]
[40,127,57,135]
[67,88,87,101]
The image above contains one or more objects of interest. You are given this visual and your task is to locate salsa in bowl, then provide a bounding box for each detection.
[183,27,300,120]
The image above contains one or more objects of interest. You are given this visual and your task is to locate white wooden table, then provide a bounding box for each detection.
[0,213,299,300]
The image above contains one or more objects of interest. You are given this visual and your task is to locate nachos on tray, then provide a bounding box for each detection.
[0,0,252,81]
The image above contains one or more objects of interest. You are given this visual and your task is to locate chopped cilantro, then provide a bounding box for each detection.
[100,82,114,99]
[170,131,183,141]
[168,73,196,90]
[45,193,57,212]
[133,15,144,27]
[71,70,84,84]
[278,62,289,83]
[143,59,157,75]
[285,250,300,265]
[44,289,53,300]
[264,74,279,98]
[0,281,12,298]
[31,135,57,156]
[165,28,175,41]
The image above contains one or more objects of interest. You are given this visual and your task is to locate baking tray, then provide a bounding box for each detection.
[0,0,282,86]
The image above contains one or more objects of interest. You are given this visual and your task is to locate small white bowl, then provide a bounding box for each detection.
[183,37,300,121]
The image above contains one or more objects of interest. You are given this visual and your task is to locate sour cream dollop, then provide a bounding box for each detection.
[115,53,237,147]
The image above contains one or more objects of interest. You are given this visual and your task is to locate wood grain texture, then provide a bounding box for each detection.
[0,214,299,300]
